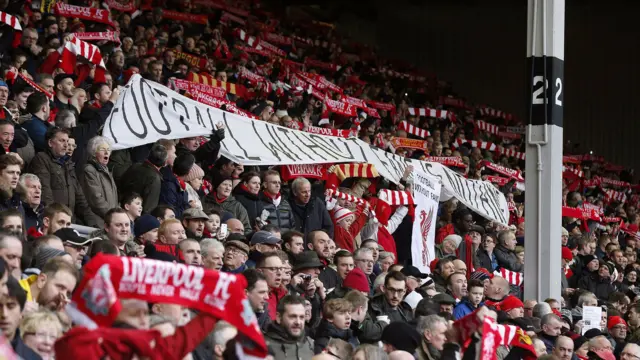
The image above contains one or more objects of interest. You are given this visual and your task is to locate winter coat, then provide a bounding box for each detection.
[119,161,162,215]
[202,193,251,234]
[331,203,369,253]
[264,323,315,360]
[494,245,524,272]
[290,196,334,238]
[21,114,53,153]
[81,160,118,228]
[266,286,289,321]
[259,191,295,232]
[185,183,202,210]
[476,248,497,271]
[578,273,617,301]
[351,312,386,344]
[28,150,98,226]
[159,167,189,219]
[24,203,43,232]
[313,320,359,354]
[318,266,341,292]
[72,103,112,177]
[368,294,414,324]
[233,185,264,229]
[453,298,480,320]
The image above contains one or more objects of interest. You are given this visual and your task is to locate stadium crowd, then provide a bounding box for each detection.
[0,0,637,359]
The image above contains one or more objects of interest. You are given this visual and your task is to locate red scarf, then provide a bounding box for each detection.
[54,3,114,26]
[72,254,267,356]
[175,175,186,191]
[161,10,208,24]
[212,191,227,203]
[262,190,280,201]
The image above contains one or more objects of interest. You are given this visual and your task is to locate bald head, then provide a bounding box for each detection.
[623,343,640,358]
[487,276,510,299]
[553,336,574,360]
[389,351,414,360]
[452,259,467,273]
[226,218,244,234]
[589,336,613,352]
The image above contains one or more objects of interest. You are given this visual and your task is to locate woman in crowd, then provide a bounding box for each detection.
[232,171,264,230]
[20,310,63,360]
[81,136,118,228]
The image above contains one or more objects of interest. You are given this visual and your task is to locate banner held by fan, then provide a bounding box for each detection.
[411,170,440,274]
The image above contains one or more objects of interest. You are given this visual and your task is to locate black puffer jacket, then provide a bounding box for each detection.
[494,245,523,272]
[290,196,334,238]
[259,191,295,232]
[233,185,263,229]
[578,273,617,301]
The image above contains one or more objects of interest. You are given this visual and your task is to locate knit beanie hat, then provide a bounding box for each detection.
[500,295,524,312]
[35,246,69,270]
[443,234,463,248]
[183,163,204,182]
[212,174,233,191]
[134,214,161,238]
[333,206,354,223]
[342,267,369,293]
[561,246,573,261]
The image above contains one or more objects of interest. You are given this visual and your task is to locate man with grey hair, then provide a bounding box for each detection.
[19,173,42,230]
[211,321,237,360]
[416,314,449,360]
[290,177,333,238]
[622,343,640,359]
[533,302,552,319]
[539,314,564,353]
[354,247,375,289]
[54,109,76,129]
[200,238,224,270]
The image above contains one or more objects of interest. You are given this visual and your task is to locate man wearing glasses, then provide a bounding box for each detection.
[54,228,94,269]
[621,344,640,360]
[354,247,375,292]
[256,252,287,321]
[368,271,413,324]
[221,239,249,274]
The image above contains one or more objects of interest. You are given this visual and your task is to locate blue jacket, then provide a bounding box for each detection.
[453,298,482,320]
[22,114,53,153]
[11,330,43,360]
[159,167,189,218]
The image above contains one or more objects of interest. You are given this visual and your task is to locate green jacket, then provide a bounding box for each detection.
[264,323,315,360]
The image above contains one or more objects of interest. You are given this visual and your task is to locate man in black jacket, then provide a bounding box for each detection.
[290,177,333,238]
[577,260,616,301]
[174,122,225,172]
[368,271,413,324]
[119,143,167,214]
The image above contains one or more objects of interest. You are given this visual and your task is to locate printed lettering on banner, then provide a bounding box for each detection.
[411,170,441,274]
[104,75,509,225]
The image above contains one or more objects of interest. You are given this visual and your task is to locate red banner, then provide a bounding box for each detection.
[480,161,525,182]
[422,156,467,168]
[72,254,267,355]
[281,164,327,181]
[174,50,207,69]
[366,100,396,114]
[324,97,356,117]
[162,10,208,25]
[390,137,428,151]
[172,79,226,99]
[105,0,136,12]
[54,3,114,26]
[305,125,357,138]
[73,31,120,43]
[189,90,257,119]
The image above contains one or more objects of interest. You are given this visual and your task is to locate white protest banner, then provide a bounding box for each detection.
[411,170,441,274]
[103,75,510,225]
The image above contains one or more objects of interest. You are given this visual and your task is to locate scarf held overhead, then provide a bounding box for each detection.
[54,3,114,26]
[72,254,267,354]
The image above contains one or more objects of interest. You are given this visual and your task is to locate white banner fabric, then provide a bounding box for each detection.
[411,170,441,274]
[103,75,510,225]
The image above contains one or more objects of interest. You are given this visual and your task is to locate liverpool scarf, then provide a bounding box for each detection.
[59,36,107,83]
[389,137,428,151]
[73,31,120,43]
[162,10,208,24]
[422,156,467,168]
[324,97,357,117]
[170,78,226,99]
[408,107,450,119]
[304,57,341,72]
[54,3,114,26]
[478,106,516,122]
[280,164,326,181]
[494,268,523,286]
[187,72,245,97]
[479,160,525,182]
[398,120,430,138]
[378,189,414,206]
[5,69,53,99]
[0,11,21,48]
[104,0,136,12]
[174,50,207,69]
[72,254,267,357]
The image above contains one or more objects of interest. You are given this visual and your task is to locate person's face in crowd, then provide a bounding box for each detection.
[46,23,58,36]
[380,256,394,273]
[164,50,175,66]
[203,246,223,271]
[523,300,537,317]
[285,235,304,255]
[162,144,175,167]
[64,242,87,269]
[1,164,19,190]
[104,73,113,89]
[468,285,484,306]
[405,275,420,292]
[0,236,21,279]
[1,216,22,237]
[185,37,195,51]
[151,63,163,82]
[424,320,448,351]
[355,251,374,275]
[22,320,60,359]
[205,213,220,235]
[246,279,269,313]
[268,115,280,125]
[217,179,233,198]
[95,84,112,104]
[188,176,203,192]
[0,87,8,107]
[458,214,473,233]
[116,299,149,329]
[598,265,610,278]
[281,262,292,287]
[106,213,131,246]
[15,90,32,110]
[227,219,244,234]
[0,295,21,341]
[57,78,74,98]
[94,142,111,166]
[185,218,205,237]
[614,250,625,265]
[542,317,563,337]
[177,64,189,75]
[452,259,467,274]
[534,338,547,357]
[112,51,125,68]
[384,278,406,308]
[264,174,281,195]
[610,322,627,340]
[215,71,227,83]
[309,232,331,259]
[327,239,336,261]
[335,256,354,280]
[66,137,76,157]
[48,131,69,158]
[329,310,351,330]
[277,304,305,339]
[587,259,599,272]
[553,337,574,360]
[223,246,247,269]
[439,261,456,279]
[622,344,640,360]
[13,56,26,70]
[245,176,261,195]
[158,208,175,221]
[181,241,202,266]
[159,222,186,245]
[260,106,274,122]
[503,232,517,250]
[22,30,37,48]
[181,137,199,152]
[507,305,524,319]
[294,182,311,204]
[362,242,379,262]
[58,17,67,31]
[516,251,525,264]
[36,269,76,310]
[448,273,468,298]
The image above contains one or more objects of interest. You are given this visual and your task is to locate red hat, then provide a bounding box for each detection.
[429,259,439,273]
[561,246,573,261]
[607,316,627,330]
[500,295,524,313]
[342,267,370,293]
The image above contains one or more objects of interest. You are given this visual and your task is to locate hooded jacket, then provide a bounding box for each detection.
[264,323,315,360]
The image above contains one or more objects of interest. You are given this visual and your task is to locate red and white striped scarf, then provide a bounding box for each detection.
[476,120,499,135]
[422,156,466,168]
[478,106,515,122]
[452,138,497,151]
[0,11,21,31]
[327,189,365,205]
[501,148,526,160]
[398,120,430,138]
[563,166,584,178]
[408,107,449,119]
[59,36,107,82]
[494,268,523,286]
[5,69,53,99]
[605,189,627,204]
[378,190,414,206]
[237,29,261,49]
[479,161,525,183]
[73,31,120,44]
